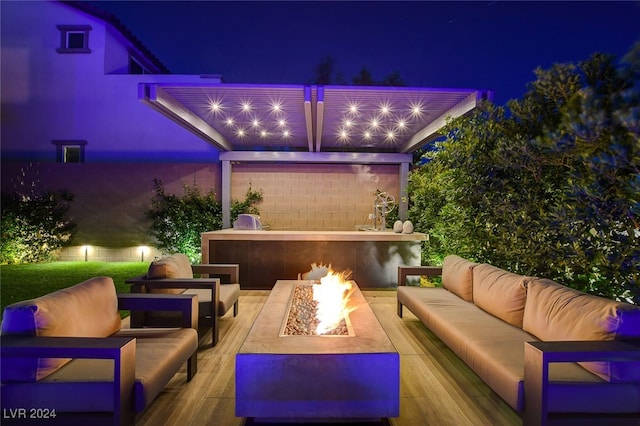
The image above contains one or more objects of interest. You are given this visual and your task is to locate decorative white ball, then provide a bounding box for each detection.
[393,220,404,233]
[402,220,414,234]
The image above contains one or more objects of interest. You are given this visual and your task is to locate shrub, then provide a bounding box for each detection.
[1,190,76,264]
[145,179,262,263]
[409,45,639,304]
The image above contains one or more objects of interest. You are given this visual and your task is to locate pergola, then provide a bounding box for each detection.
[139,83,492,227]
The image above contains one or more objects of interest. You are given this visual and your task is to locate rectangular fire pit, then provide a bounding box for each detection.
[236,280,399,422]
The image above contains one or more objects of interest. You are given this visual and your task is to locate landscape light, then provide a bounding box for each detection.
[81,245,90,262]
[139,246,149,262]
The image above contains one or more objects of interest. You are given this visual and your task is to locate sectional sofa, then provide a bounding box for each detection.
[397,255,640,425]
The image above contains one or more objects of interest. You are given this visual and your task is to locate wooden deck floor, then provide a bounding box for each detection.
[136,290,522,426]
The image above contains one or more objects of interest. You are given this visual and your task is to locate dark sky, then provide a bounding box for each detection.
[88,1,640,106]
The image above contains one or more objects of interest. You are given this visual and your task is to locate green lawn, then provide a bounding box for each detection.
[0,262,148,317]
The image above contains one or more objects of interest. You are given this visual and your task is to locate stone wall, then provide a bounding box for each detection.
[230,163,399,231]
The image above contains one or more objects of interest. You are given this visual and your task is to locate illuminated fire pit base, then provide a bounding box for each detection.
[236,280,399,422]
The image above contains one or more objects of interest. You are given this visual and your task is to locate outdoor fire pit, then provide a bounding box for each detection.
[236,278,399,422]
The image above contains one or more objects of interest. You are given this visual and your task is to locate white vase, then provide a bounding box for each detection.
[393,220,403,233]
[402,220,414,234]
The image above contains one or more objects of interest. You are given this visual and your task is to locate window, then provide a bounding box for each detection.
[52,140,87,163]
[57,25,92,53]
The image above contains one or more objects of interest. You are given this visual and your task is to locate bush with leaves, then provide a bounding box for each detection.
[409,44,639,304]
[1,190,76,264]
[145,179,263,263]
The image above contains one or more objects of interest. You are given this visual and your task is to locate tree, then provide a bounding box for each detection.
[408,44,640,304]
[380,71,406,87]
[313,56,336,85]
[351,67,376,86]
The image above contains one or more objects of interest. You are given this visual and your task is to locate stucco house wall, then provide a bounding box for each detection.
[1,1,224,261]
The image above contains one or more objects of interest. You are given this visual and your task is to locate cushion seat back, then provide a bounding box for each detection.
[523,278,640,383]
[1,276,122,382]
[472,263,530,328]
[441,255,477,302]
[146,253,194,294]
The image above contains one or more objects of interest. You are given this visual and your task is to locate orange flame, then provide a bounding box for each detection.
[312,268,354,335]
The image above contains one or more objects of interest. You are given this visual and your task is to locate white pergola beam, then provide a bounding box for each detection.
[400,91,482,153]
[138,84,233,151]
[220,151,412,164]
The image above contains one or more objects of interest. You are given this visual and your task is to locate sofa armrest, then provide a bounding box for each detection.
[117,293,198,330]
[397,265,443,286]
[0,335,136,426]
[523,340,640,426]
[192,263,239,284]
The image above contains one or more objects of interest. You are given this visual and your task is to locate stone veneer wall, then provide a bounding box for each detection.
[230,163,400,231]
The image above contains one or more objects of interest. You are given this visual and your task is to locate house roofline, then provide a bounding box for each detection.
[60,1,171,74]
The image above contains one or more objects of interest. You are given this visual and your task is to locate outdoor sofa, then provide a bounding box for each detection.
[397,255,640,425]
[126,253,240,347]
[0,276,199,425]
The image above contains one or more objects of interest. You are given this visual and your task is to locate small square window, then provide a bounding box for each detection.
[64,146,81,163]
[53,140,87,163]
[57,25,91,53]
[67,32,86,49]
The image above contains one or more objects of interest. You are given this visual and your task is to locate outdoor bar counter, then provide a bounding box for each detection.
[201,230,427,289]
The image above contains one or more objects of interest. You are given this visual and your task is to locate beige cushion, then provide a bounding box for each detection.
[147,253,193,294]
[1,328,198,414]
[523,278,640,383]
[1,276,121,382]
[472,263,529,328]
[441,255,477,302]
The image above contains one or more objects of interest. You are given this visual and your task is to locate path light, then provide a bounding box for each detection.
[81,245,90,262]
[139,246,149,262]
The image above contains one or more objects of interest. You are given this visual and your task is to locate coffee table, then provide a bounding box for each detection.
[236,280,399,422]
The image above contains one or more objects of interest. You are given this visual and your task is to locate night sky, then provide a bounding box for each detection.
[88,1,640,106]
